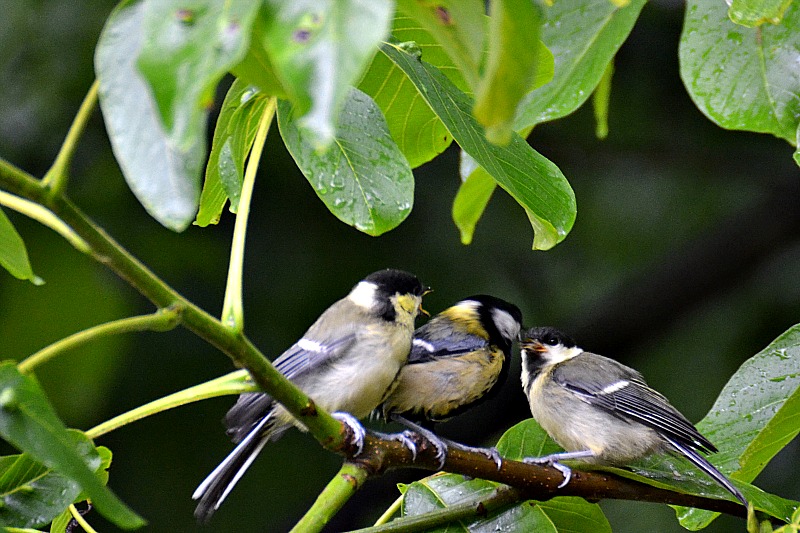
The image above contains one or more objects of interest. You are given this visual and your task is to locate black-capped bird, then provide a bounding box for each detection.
[193,269,428,522]
[380,295,523,467]
[520,326,747,507]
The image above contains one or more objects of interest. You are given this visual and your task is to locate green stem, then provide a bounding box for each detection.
[0,190,89,253]
[373,494,404,526]
[221,97,276,332]
[348,485,521,533]
[0,157,346,452]
[87,369,255,439]
[18,307,182,374]
[291,463,370,533]
[69,503,99,533]
[43,80,99,196]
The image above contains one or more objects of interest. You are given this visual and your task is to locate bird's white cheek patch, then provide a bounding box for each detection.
[543,345,583,365]
[600,380,630,395]
[348,281,378,310]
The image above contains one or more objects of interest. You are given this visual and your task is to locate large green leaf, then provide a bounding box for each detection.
[0,433,107,529]
[513,0,646,130]
[452,157,496,245]
[0,208,37,284]
[0,363,143,529]
[47,447,111,533]
[277,88,413,236]
[680,0,800,146]
[137,0,259,150]
[728,0,793,27]
[381,43,575,250]
[402,472,610,532]
[196,80,269,226]
[253,0,393,149]
[473,0,544,145]
[95,0,204,231]
[358,15,458,169]
[395,0,485,91]
[677,324,800,528]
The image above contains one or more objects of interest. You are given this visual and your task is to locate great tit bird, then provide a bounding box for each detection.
[193,269,428,522]
[519,326,748,507]
[379,295,523,467]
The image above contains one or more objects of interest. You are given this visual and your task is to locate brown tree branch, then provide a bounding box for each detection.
[343,430,746,521]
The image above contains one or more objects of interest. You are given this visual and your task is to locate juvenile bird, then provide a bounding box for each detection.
[380,295,522,467]
[520,326,747,507]
[193,269,427,521]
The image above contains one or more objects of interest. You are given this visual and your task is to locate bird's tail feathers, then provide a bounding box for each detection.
[665,436,748,508]
[193,415,275,523]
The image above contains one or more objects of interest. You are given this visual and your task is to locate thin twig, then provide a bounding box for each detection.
[18,307,182,374]
[221,97,276,332]
[43,80,99,196]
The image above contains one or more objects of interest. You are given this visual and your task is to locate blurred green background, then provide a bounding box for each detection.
[2,1,799,532]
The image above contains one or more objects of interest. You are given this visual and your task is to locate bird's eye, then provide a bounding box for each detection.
[544,334,558,346]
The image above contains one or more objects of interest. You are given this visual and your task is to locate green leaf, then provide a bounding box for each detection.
[676,324,800,528]
[196,80,269,226]
[607,456,797,525]
[95,0,205,231]
[593,60,614,139]
[137,0,260,150]
[403,472,610,532]
[513,0,646,130]
[277,88,414,236]
[0,432,103,529]
[381,43,575,250]
[680,0,800,145]
[452,159,496,245]
[473,0,544,145]
[358,14,458,169]
[47,447,112,533]
[729,0,793,27]
[47,509,72,533]
[0,208,38,285]
[230,23,287,99]
[796,123,800,166]
[495,419,564,461]
[0,363,144,529]
[395,0,485,91]
[254,0,393,148]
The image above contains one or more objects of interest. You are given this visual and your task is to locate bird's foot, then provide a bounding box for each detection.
[523,450,593,488]
[523,455,573,488]
[371,429,419,460]
[447,442,503,470]
[332,412,366,456]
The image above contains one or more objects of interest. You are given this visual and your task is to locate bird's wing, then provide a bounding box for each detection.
[407,332,488,364]
[271,333,357,379]
[552,354,716,453]
[225,316,358,441]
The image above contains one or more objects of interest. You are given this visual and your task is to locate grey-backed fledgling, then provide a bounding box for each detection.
[520,326,747,507]
[193,269,428,522]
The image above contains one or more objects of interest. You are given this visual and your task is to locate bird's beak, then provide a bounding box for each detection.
[419,287,433,317]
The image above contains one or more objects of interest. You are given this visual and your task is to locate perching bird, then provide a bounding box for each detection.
[193,269,428,522]
[380,295,523,467]
[519,326,747,507]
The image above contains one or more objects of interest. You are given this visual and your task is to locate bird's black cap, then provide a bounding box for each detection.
[523,326,576,348]
[364,269,426,296]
